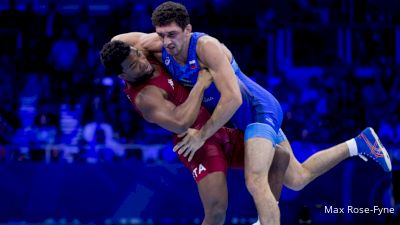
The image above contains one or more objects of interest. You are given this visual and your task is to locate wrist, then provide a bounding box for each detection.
[199,128,208,141]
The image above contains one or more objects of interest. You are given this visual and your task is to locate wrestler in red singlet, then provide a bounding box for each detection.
[124,61,244,182]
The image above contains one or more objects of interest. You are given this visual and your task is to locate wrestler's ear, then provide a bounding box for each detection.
[184,24,192,34]
[118,73,126,80]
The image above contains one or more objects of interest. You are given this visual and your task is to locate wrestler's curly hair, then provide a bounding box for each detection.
[151,1,190,30]
[100,40,131,74]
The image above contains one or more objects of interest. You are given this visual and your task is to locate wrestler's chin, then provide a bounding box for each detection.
[166,48,178,56]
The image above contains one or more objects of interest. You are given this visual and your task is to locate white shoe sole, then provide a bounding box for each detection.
[370,128,392,172]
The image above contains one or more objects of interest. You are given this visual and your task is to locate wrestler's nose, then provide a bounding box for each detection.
[163,37,172,46]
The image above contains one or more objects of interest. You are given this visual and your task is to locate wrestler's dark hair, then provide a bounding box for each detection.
[100,40,131,75]
[151,1,190,30]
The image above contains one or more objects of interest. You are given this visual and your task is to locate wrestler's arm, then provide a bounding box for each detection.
[111,32,163,53]
[195,36,242,141]
[135,75,210,134]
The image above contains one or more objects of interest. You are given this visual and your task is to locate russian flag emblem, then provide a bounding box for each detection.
[189,60,197,69]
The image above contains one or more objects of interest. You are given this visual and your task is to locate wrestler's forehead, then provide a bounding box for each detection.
[156,22,183,33]
[121,50,137,67]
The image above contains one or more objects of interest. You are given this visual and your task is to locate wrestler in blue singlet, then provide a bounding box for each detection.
[162,32,286,144]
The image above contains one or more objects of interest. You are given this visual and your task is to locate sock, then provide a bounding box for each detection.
[346,138,358,156]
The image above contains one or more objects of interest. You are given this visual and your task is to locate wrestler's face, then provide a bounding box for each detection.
[119,47,154,83]
[156,22,191,57]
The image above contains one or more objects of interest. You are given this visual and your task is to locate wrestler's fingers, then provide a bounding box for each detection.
[178,145,189,155]
[188,149,196,162]
[172,144,180,152]
[183,147,191,158]
[173,135,189,152]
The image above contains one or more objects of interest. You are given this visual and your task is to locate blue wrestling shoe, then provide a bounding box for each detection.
[355,127,392,172]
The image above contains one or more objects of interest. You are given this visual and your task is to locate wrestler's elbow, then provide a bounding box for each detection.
[111,34,122,42]
[152,120,187,134]
[173,126,188,135]
[230,90,242,110]
[111,33,134,43]
[175,124,190,134]
[174,119,191,133]
[235,92,243,106]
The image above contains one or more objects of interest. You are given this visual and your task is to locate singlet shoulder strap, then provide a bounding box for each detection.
[188,32,206,59]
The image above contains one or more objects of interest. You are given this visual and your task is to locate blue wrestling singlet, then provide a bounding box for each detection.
[162,32,285,144]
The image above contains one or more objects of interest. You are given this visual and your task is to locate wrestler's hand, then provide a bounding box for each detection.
[197,69,213,89]
[173,128,205,162]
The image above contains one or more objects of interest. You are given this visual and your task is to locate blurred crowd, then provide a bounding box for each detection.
[0,0,399,163]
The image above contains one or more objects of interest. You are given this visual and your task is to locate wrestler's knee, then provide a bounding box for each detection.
[286,179,306,191]
[245,170,269,196]
[284,169,311,191]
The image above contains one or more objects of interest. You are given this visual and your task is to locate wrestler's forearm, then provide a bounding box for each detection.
[173,82,206,129]
[111,32,143,46]
[112,32,162,53]
[199,96,241,140]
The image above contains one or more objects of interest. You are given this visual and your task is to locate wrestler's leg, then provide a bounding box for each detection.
[279,127,391,191]
[280,139,349,191]
[252,144,290,225]
[197,171,228,225]
[245,137,279,225]
[269,144,290,200]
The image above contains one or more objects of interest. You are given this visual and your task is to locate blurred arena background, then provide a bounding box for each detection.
[0,0,399,224]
